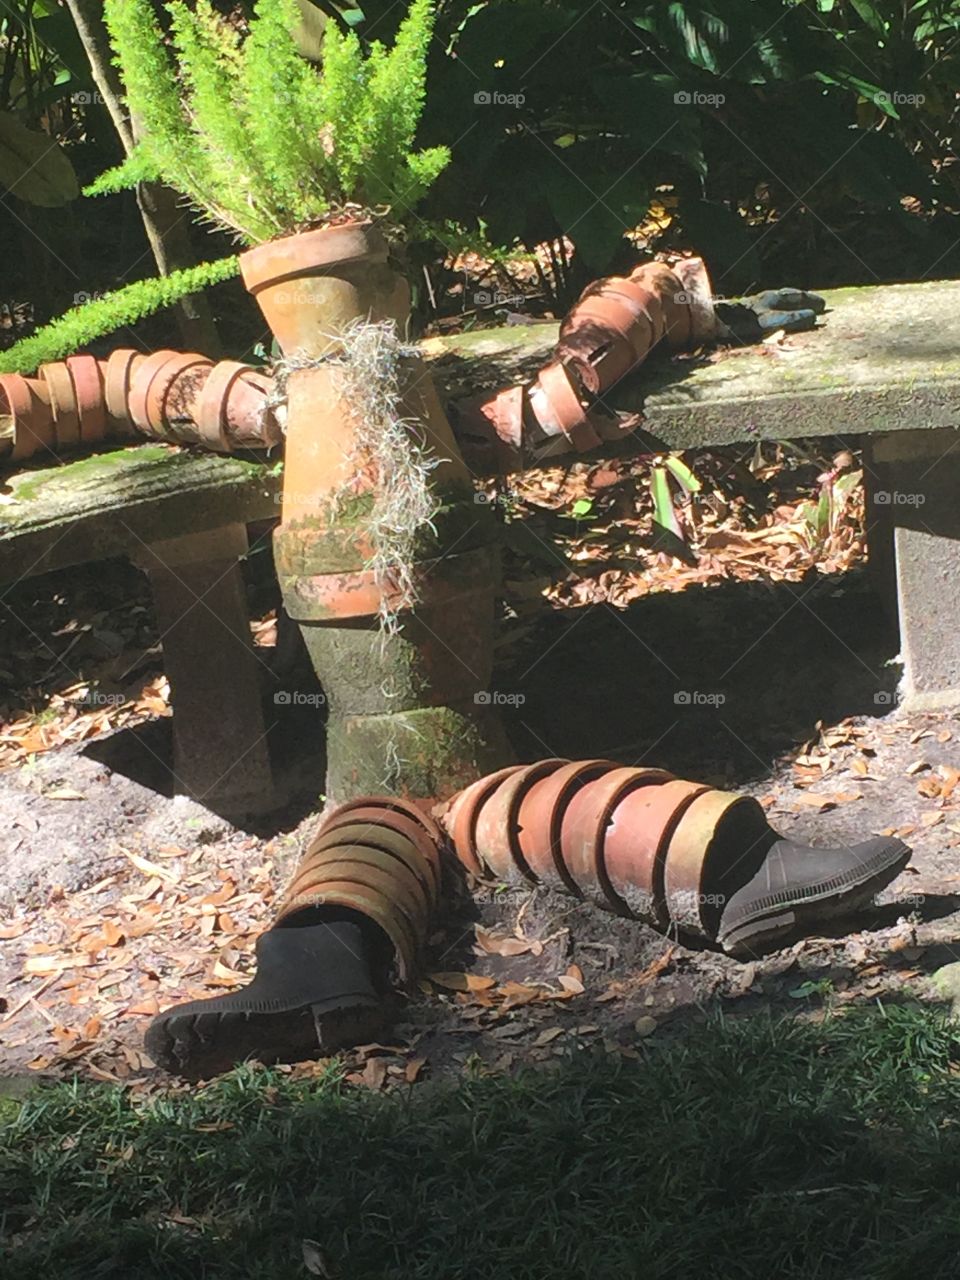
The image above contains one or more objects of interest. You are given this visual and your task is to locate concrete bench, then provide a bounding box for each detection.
[0,443,280,813]
[428,279,960,710]
[2,278,956,817]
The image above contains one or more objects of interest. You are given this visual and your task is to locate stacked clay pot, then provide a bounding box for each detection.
[0,372,55,461]
[274,795,444,980]
[0,349,280,464]
[256,218,512,804]
[453,257,717,473]
[441,758,771,941]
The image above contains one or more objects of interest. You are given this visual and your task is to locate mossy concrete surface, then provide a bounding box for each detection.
[0,444,279,582]
[426,280,960,448]
[324,700,514,803]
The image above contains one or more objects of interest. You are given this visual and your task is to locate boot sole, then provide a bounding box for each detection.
[145,991,383,1080]
[719,841,912,957]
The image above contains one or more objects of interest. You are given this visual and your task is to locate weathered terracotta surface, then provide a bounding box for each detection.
[452,257,716,469]
[273,795,447,981]
[239,222,409,358]
[441,760,763,937]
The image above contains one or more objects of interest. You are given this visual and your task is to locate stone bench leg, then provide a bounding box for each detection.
[866,428,960,711]
[134,523,275,814]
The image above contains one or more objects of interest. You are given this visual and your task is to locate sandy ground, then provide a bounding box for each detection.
[1,650,957,1090]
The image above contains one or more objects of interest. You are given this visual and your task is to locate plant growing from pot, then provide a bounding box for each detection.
[89,0,451,353]
[88,0,511,801]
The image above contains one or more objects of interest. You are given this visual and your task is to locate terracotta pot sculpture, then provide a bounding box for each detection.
[144,760,910,1078]
[440,758,912,951]
[452,256,717,473]
[254,225,512,803]
[1,351,281,463]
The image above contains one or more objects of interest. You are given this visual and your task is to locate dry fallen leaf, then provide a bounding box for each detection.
[124,996,160,1017]
[475,929,537,957]
[634,1016,658,1038]
[405,1057,427,1083]
[121,848,178,885]
[558,974,585,994]
[359,1056,387,1090]
[533,1026,564,1047]
[427,971,473,992]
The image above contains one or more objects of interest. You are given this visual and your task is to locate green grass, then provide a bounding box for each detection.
[4,1003,960,1278]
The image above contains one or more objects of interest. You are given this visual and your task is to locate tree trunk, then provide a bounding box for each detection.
[64,0,221,355]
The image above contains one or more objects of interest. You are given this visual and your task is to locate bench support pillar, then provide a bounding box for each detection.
[134,524,275,814]
[867,428,960,711]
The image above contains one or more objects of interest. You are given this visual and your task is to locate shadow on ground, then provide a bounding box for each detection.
[5,999,960,1279]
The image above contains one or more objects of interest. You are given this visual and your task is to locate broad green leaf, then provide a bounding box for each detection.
[650,466,683,539]
[293,0,328,61]
[663,455,702,494]
[0,113,79,207]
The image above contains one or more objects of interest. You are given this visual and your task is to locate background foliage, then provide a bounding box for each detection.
[0,0,958,349]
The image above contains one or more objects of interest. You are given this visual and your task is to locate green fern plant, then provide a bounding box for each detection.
[88,0,450,245]
[0,258,240,375]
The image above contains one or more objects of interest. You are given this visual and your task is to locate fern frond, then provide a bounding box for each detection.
[0,258,241,376]
[83,145,161,197]
[91,0,447,241]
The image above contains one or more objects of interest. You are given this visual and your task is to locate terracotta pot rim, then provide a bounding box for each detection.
[589,767,676,911]
[539,761,627,898]
[286,852,431,932]
[309,825,438,907]
[605,779,710,925]
[664,791,766,938]
[38,362,80,446]
[451,765,526,876]
[317,807,441,901]
[65,354,106,443]
[477,759,567,883]
[282,543,496,623]
[532,361,601,452]
[2,375,54,460]
[327,793,444,847]
[102,349,145,429]
[127,349,181,434]
[238,219,386,294]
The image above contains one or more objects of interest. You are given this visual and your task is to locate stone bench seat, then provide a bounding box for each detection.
[0,443,279,813]
[2,279,957,816]
[428,279,960,710]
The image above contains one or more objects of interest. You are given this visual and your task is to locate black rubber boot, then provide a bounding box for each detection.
[144,919,383,1079]
[717,835,911,956]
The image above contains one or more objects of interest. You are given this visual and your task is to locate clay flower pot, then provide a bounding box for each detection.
[64,354,106,445]
[196,361,279,452]
[596,778,710,927]
[100,349,145,438]
[663,790,769,939]
[0,373,55,461]
[527,361,602,453]
[317,806,442,905]
[126,349,181,438]
[238,222,410,358]
[445,764,526,877]
[286,843,431,937]
[133,351,213,442]
[516,759,618,895]
[473,758,568,883]
[38,361,80,448]
[559,764,673,911]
